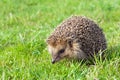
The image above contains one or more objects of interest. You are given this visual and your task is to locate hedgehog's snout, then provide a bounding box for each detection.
[52,60,55,64]
[51,56,61,64]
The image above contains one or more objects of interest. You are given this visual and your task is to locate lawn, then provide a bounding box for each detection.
[0,0,120,80]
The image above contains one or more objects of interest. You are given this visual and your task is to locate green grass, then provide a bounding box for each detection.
[0,0,120,79]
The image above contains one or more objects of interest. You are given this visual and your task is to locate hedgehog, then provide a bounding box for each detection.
[46,16,107,64]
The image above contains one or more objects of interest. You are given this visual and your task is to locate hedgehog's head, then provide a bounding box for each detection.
[46,37,78,64]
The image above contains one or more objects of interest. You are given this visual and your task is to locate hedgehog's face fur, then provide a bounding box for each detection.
[47,39,79,64]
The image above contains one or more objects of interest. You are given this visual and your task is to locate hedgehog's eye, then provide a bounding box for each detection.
[58,49,65,54]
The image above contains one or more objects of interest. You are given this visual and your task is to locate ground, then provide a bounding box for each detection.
[0,0,120,80]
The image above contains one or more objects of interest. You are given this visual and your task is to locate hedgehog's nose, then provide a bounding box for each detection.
[52,56,60,64]
[52,60,55,64]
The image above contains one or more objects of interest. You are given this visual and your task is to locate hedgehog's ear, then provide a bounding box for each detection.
[46,39,55,45]
[67,39,73,47]
[46,39,50,44]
